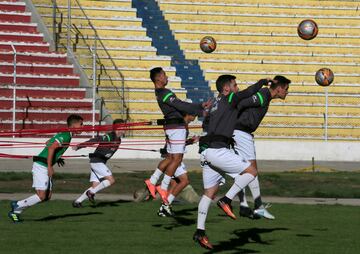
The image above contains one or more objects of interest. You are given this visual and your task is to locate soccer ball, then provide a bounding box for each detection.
[297,19,318,40]
[315,68,334,86]
[200,36,217,53]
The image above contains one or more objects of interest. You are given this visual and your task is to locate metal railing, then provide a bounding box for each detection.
[51,0,128,123]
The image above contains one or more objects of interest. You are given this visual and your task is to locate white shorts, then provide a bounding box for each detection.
[32,162,52,191]
[165,128,186,154]
[173,162,187,178]
[201,163,226,189]
[90,163,112,183]
[204,148,251,174]
[233,130,256,161]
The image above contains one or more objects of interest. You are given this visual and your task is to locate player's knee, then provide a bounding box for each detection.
[184,178,190,186]
[172,154,183,164]
[179,177,190,187]
[37,191,47,201]
[108,177,115,185]
[243,165,258,176]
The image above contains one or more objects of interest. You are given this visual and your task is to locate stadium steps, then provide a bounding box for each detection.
[0,0,99,132]
[132,0,212,102]
[32,0,188,122]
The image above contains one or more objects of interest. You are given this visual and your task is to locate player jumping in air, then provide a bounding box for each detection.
[8,114,84,223]
[144,67,210,205]
[72,119,125,207]
[193,75,272,249]
[232,75,291,220]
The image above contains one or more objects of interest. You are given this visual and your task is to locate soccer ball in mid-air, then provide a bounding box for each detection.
[315,68,334,86]
[200,36,217,53]
[297,19,318,40]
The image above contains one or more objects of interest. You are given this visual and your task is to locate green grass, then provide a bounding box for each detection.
[0,201,359,254]
[0,171,359,198]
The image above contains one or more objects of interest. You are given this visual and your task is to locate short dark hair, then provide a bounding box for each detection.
[113,119,125,125]
[150,67,163,83]
[271,75,291,89]
[67,114,83,126]
[215,74,236,93]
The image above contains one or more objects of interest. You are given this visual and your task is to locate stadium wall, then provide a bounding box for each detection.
[0,138,359,162]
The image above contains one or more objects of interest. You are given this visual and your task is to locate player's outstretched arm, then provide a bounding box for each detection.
[163,93,204,116]
[236,79,270,100]
[74,136,103,150]
[237,89,268,111]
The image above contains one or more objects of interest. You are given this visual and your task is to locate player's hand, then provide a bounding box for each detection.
[202,98,213,109]
[48,166,54,177]
[266,78,276,86]
[191,135,200,143]
[57,158,65,167]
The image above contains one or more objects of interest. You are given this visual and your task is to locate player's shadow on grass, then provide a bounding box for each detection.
[152,207,198,230]
[206,227,288,254]
[91,200,132,208]
[35,212,103,221]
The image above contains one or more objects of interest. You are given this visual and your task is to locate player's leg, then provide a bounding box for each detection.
[156,153,183,204]
[249,166,274,220]
[73,165,99,207]
[233,130,256,216]
[193,159,224,250]
[234,131,274,219]
[76,163,113,205]
[157,177,178,217]
[156,128,187,203]
[86,163,114,202]
[167,162,189,204]
[204,148,257,219]
[158,163,190,217]
[145,154,171,198]
[9,163,49,222]
[89,174,114,194]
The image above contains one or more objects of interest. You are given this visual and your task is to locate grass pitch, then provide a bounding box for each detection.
[0,200,359,254]
[0,171,359,198]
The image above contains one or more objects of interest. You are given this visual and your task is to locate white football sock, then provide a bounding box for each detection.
[15,194,42,214]
[248,176,261,200]
[167,194,175,204]
[75,187,92,203]
[197,195,212,230]
[90,180,111,194]
[248,176,263,209]
[160,174,171,190]
[225,173,255,200]
[150,168,163,185]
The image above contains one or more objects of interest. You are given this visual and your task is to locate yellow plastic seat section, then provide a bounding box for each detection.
[33,0,186,122]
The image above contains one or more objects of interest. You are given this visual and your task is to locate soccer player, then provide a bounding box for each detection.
[72,119,125,207]
[8,114,84,223]
[193,75,272,249]
[233,75,291,220]
[156,113,199,217]
[144,67,210,204]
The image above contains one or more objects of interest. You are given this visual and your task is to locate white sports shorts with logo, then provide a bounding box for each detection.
[165,128,187,154]
[90,162,112,182]
[201,147,251,189]
[32,162,52,191]
[233,130,256,161]
[173,162,187,178]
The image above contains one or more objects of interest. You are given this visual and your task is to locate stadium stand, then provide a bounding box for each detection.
[157,0,360,140]
[1,0,359,140]
[0,0,99,131]
[31,0,187,122]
